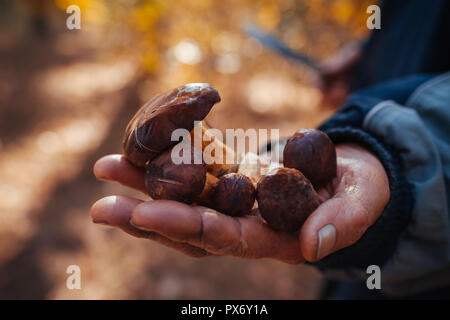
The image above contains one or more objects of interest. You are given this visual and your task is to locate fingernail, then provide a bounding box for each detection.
[129,219,153,232]
[316,224,336,260]
[93,161,110,181]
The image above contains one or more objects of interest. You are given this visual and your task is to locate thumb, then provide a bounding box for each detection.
[299,195,372,262]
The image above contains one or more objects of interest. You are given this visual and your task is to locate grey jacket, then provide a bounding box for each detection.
[317,72,450,296]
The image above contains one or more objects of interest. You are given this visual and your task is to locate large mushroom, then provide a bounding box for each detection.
[123,83,221,167]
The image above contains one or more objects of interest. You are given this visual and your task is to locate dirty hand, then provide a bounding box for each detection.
[90,143,389,264]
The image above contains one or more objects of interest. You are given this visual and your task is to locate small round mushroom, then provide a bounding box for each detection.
[283,129,336,189]
[189,122,238,176]
[256,167,320,232]
[123,83,221,167]
[145,147,207,203]
[212,173,256,217]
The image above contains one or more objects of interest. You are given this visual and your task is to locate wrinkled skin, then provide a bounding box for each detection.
[91,144,389,264]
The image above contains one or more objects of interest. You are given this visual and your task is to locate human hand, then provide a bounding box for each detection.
[90,143,389,263]
[316,42,362,108]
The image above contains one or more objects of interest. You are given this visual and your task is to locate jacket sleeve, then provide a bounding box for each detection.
[312,73,450,295]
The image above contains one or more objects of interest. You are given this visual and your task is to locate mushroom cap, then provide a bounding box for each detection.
[123,83,220,167]
[145,146,207,203]
[212,173,256,217]
[256,167,320,232]
[283,129,336,189]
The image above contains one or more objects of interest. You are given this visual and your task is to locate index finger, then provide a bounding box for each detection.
[130,200,304,264]
[91,195,211,258]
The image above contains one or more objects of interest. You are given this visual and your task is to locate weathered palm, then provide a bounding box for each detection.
[91,144,389,264]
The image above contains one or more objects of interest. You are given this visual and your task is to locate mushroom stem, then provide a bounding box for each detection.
[195,173,219,205]
[236,152,271,184]
[123,83,221,167]
[189,123,238,176]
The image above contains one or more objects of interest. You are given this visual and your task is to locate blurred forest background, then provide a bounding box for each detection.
[0,0,371,299]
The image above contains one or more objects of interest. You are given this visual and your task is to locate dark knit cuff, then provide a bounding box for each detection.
[312,127,414,271]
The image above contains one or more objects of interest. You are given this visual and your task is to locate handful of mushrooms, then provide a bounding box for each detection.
[123,83,337,232]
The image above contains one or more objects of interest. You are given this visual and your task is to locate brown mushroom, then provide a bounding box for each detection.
[212,173,256,217]
[145,146,259,215]
[256,167,320,232]
[145,146,207,203]
[236,152,270,184]
[123,83,221,167]
[124,83,269,216]
[283,129,336,189]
